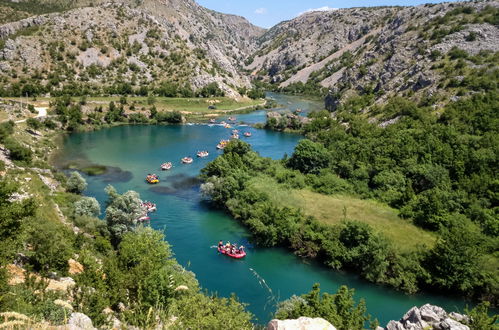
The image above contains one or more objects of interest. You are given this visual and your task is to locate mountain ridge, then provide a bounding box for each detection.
[0,0,497,109]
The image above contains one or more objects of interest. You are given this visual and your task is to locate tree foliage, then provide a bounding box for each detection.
[104,185,143,244]
[66,171,87,194]
[276,284,370,330]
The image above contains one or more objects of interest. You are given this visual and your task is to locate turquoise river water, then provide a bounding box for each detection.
[56,93,473,324]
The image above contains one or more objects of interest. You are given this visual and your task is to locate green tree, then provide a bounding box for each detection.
[465,302,498,330]
[74,197,100,217]
[425,217,485,293]
[276,284,369,330]
[26,118,42,130]
[287,139,330,174]
[26,218,74,274]
[104,185,143,244]
[66,171,87,194]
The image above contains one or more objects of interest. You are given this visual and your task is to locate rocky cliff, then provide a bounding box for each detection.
[0,0,497,105]
[0,0,265,97]
[248,1,499,112]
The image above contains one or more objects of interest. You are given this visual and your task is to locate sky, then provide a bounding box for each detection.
[196,0,447,28]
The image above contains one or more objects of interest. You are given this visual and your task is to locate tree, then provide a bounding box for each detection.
[197,82,224,97]
[66,171,87,194]
[26,118,42,130]
[275,284,369,330]
[4,139,32,163]
[104,185,143,244]
[464,302,498,330]
[224,140,251,156]
[287,139,330,174]
[74,197,100,217]
[425,217,485,294]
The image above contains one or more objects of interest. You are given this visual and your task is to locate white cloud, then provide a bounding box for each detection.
[254,7,268,15]
[298,6,338,16]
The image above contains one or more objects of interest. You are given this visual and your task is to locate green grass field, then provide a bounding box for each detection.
[249,176,437,253]
[2,96,263,113]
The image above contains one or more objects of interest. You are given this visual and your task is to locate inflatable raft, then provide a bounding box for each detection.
[218,247,246,259]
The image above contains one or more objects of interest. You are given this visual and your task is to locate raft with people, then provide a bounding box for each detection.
[146,174,159,184]
[243,132,252,137]
[217,241,246,259]
[137,216,150,222]
[216,140,229,149]
[197,151,209,158]
[141,201,157,213]
[181,157,193,164]
[161,162,172,170]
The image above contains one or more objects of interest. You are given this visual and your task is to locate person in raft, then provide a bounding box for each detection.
[218,240,223,249]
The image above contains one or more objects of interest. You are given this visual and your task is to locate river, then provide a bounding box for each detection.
[56,93,472,325]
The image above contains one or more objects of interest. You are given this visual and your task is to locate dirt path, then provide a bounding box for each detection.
[280,28,381,88]
[14,107,48,123]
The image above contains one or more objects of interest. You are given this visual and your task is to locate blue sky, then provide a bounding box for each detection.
[196,0,448,28]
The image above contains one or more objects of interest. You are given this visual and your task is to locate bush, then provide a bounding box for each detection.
[66,171,87,194]
[276,284,370,330]
[74,197,100,217]
[43,119,58,130]
[0,121,14,142]
[104,185,144,244]
[26,218,74,274]
[287,139,330,174]
[154,111,182,124]
[4,138,32,163]
[197,82,225,97]
[26,118,42,130]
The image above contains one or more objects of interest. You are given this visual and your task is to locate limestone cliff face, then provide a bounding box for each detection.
[0,0,265,97]
[1,0,497,102]
[248,1,499,109]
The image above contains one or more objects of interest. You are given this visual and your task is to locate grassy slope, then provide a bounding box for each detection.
[249,176,437,253]
[2,97,263,113]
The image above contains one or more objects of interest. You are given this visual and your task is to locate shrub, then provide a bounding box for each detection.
[4,139,32,163]
[66,171,87,194]
[104,185,144,244]
[287,139,330,174]
[0,121,14,142]
[74,197,100,217]
[26,218,74,274]
[26,118,42,130]
[276,284,370,330]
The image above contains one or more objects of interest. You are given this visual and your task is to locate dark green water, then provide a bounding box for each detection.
[57,94,472,325]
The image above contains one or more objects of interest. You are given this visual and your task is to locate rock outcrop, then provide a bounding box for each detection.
[267,317,336,330]
[383,304,470,330]
[68,312,96,330]
[266,111,311,131]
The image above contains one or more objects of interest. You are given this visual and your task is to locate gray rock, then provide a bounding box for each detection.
[403,306,423,324]
[420,303,447,322]
[386,320,406,330]
[449,312,469,323]
[435,318,470,330]
[267,317,336,330]
[68,312,96,330]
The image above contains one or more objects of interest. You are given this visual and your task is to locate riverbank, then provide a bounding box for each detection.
[3,92,495,326]
[0,104,255,329]
[0,96,266,123]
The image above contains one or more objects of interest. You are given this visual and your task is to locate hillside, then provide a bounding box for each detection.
[0,0,265,98]
[248,1,499,114]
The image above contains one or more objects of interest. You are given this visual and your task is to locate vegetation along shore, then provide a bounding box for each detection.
[0,0,498,328]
